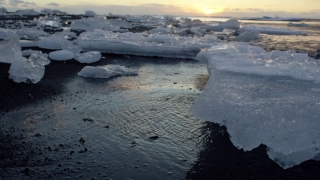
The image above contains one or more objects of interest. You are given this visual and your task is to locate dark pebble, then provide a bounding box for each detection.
[149,135,159,140]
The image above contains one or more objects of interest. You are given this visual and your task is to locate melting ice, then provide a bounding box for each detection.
[191,43,320,168]
[78,65,138,79]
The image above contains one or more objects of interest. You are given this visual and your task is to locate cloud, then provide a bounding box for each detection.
[47,2,59,7]
[9,0,36,7]
[246,8,263,12]
[62,4,194,16]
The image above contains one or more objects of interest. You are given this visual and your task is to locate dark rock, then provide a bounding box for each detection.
[104,125,110,128]
[217,35,225,40]
[34,133,44,137]
[315,53,320,59]
[149,135,159,140]
[79,137,85,144]
[83,118,94,122]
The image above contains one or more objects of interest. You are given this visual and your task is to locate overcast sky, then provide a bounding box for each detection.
[1,0,320,18]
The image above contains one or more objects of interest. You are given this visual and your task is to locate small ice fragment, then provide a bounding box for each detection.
[74,51,101,63]
[9,51,50,83]
[78,65,138,79]
[49,50,74,61]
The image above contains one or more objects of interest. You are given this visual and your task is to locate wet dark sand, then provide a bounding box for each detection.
[1,52,320,180]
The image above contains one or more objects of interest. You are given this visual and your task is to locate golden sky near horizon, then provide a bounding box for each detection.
[3,0,320,16]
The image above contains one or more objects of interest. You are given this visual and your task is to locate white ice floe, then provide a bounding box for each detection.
[20,40,38,47]
[191,43,320,168]
[77,30,221,59]
[37,35,63,50]
[9,51,50,83]
[39,33,83,54]
[287,22,309,27]
[196,43,320,82]
[78,65,138,79]
[49,50,74,61]
[14,28,49,40]
[242,25,307,35]
[74,51,101,63]
[71,18,132,31]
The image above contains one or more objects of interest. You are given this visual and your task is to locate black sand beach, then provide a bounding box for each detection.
[1,16,320,179]
[1,52,320,179]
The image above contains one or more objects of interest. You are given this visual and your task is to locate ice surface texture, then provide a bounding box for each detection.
[49,50,74,61]
[37,34,70,50]
[74,51,101,63]
[9,51,50,83]
[77,30,221,59]
[0,29,21,64]
[196,43,320,82]
[191,43,320,168]
[78,65,138,79]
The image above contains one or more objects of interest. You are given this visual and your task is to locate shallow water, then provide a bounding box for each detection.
[1,57,209,179]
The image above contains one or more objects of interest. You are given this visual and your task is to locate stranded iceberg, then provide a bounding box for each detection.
[190,43,320,168]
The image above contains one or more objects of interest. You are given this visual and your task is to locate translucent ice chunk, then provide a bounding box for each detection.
[78,65,138,79]
[74,51,101,63]
[9,51,50,83]
[0,29,21,64]
[49,50,74,61]
[191,43,320,168]
[37,34,70,50]
[77,30,221,59]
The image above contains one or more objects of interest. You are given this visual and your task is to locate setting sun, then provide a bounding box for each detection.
[204,8,213,15]
[193,4,224,15]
